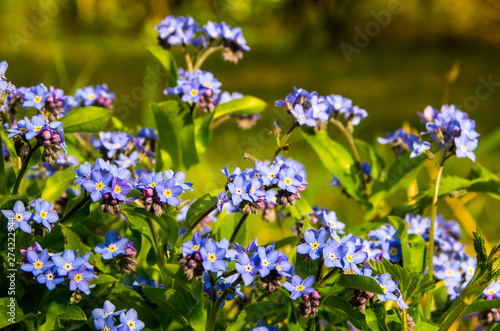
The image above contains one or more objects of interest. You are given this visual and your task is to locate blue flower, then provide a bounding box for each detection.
[342,241,368,274]
[83,170,113,202]
[278,168,302,194]
[68,264,95,295]
[381,238,402,263]
[24,114,47,140]
[257,247,278,278]
[118,308,145,331]
[111,178,132,202]
[20,248,53,276]
[181,232,205,255]
[319,210,345,232]
[7,119,27,138]
[309,93,329,122]
[454,134,478,162]
[115,151,139,168]
[197,71,222,95]
[94,316,116,331]
[1,200,32,233]
[32,199,59,232]
[409,135,431,158]
[203,21,222,39]
[283,275,315,300]
[228,175,250,206]
[164,170,194,192]
[247,179,266,202]
[156,178,183,206]
[235,251,260,286]
[52,249,84,276]
[0,61,7,77]
[291,104,317,127]
[136,170,165,190]
[73,161,92,186]
[95,232,129,260]
[323,240,347,269]
[252,321,280,331]
[22,84,48,110]
[36,266,64,290]
[200,239,227,272]
[258,163,280,186]
[376,273,399,302]
[297,228,327,260]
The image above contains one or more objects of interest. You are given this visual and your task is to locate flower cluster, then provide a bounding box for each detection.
[308,208,346,232]
[7,114,67,163]
[92,300,144,331]
[68,84,115,110]
[155,16,250,63]
[1,199,59,234]
[405,213,479,300]
[218,156,308,214]
[165,68,222,112]
[380,104,479,161]
[92,129,156,164]
[365,224,403,264]
[95,232,138,274]
[276,88,368,128]
[135,169,193,216]
[20,243,95,295]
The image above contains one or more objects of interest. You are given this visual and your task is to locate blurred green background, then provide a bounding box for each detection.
[1,0,499,241]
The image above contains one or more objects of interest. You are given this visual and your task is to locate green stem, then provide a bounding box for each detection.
[180,204,217,243]
[150,218,166,282]
[59,195,91,223]
[230,213,249,243]
[314,257,324,286]
[403,309,409,331]
[318,268,339,287]
[193,46,223,72]
[271,121,298,161]
[12,142,42,195]
[329,118,366,191]
[206,276,243,331]
[438,300,468,331]
[182,45,194,72]
[425,160,445,318]
[209,271,217,304]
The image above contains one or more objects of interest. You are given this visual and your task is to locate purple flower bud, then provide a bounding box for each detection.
[143,188,154,197]
[51,134,61,143]
[311,291,321,300]
[41,129,52,140]
[302,294,310,301]
[205,89,213,97]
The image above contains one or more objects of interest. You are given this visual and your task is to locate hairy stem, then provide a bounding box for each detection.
[329,118,366,191]
[193,46,223,72]
[425,160,445,318]
[317,268,339,287]
[12,142,42,195]
[180,204,217,242]
[230,213,249,243]
[150,218,166,282]
[59,194,91,223]
[206,276,243,331]
[272,121,298,161]
[209,271,217,304]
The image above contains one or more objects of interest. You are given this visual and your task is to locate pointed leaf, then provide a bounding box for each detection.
[60,106,111,133]
[213,96,267,120]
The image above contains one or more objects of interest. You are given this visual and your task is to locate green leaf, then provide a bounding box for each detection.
[142,287,193,330]
[41,168,75,202]
[364,303,389,331]
[190,300,207,331]
[194,113,214,154]
[151,100,199,170]
[0,297,24,328]
[58,223,91,256]
[322,295,370,331]
[301,127,364,201]
[62,196,91,226]
[184,190,219,228]
[414,322,439,331]
[89,274,118,286]
[147,46,178,88]
[58,305,87,321]
[38,314,57,331]
[387,216,425,273]
[370,259,435,301]
[226,301,285,331]
[336,274,384,295]
[213,96,267,120]
[60,106,111,133]
[459,298,500,318]
[370,152,426,208]
[355,139,385,181]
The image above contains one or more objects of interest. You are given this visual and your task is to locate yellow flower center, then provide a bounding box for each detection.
[113,143,121,149]
[19,128,26,132]
[16,214,23,221]
[34,126,41,132]
[164,189,172,197]
[235,188,242,194]
[114,185,121,193]
[390,248,398,255]
[490,289,495,295]
[245,265,253,272]
[96,182,104,190]
[89,94,96,100]
[34,261,43,269]
[217,289,223,297]
[205,82,211,88]
[40,211,47,219]
[296,285,305,291]
[108,245,117,252]
[312,242,319,249]
[64,263,72,270]
[193,245,200,251]
[446,269,454,276]
[128,322,135,328]
[74,274,82,282]
[276,265,281,271]
[284,178,291,185]
[347,255,353,262]
[250,187,255,193]
[269,173,276,179]
[461,145,467,152]
[300,115,307,121]
[190,89,198,97]
[208,253,216,262]
[262,260,269,266]
[47,274,54,280]
[381,285,387,293]
[150,182,156,188]
[34,96,42,103]
[329,252,336,260]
